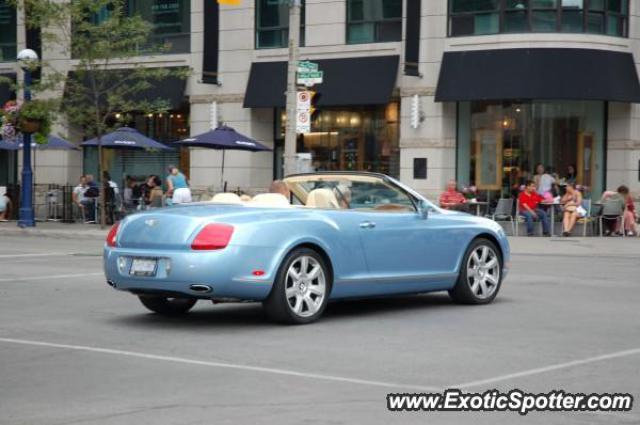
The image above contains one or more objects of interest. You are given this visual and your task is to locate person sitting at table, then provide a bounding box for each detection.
[518,180,550,237]
[0,188,11,222]
[439,179,467,211]
[599,187,627,236]
[148,176,164,208]
[560,182,583,237]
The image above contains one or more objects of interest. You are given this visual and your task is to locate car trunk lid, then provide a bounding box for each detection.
[117,204,246,249]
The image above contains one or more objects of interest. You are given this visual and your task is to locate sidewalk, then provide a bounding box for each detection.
[0,221,109,239]
[1,220,637,255]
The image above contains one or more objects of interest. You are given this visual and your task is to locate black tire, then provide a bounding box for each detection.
[449,238,503,305]
[138,295,197,316]
[263,248,331,324]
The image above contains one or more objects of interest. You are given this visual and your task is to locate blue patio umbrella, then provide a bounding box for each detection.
[173,125,271,189]
[0,135,78,150]
[0,135,78,188]
[81,127,173,151]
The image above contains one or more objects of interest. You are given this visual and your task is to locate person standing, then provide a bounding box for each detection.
[72,175,88,221]
[519,180,550,236]
[614,186,637,236]
[534,163,556,197]
[166,166,192,204]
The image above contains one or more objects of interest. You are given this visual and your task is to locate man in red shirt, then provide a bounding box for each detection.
[439,179,467,211]
[519,180,550,236]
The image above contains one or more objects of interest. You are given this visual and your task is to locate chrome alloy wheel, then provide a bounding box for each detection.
[285,255,326,318]
[466,245,500,300]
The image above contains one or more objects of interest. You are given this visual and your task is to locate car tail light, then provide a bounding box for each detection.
[106,222,120,247]
[191,224,234,251]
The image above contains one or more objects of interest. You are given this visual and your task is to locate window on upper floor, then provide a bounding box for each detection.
[347,0,403,44]
[78,0,190,56]
[0,0,17,62]
[256,0,305,49]
[128,0,191,54]
[448,0,629,37]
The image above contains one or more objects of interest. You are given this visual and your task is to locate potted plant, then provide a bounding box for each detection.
[17,99,54,143]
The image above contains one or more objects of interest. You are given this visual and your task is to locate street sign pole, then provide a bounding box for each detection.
[283,0,302,177]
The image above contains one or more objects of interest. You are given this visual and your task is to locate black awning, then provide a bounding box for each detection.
[64,67,188,110]
[243,55,399,108]
[0,73,16,106]
[435,48,640,103]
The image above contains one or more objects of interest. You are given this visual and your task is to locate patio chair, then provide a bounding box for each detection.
[576,200,601,237]
[599,199,625,237]
[486,198,515,235]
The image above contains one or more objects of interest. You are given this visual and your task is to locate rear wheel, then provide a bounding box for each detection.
[263,248,331,324]
[138,295,197,316]
[449,238,502,304]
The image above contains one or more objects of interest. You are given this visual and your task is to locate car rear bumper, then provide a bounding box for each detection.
[103,245,278,301]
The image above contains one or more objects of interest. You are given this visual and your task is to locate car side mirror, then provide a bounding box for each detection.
[418,200,429,220]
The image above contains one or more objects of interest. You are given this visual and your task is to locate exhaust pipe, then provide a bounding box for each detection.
[106,280,116,288]
[190,284,213,293]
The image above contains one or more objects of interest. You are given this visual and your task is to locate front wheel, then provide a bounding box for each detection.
[449,238,503,304]
[138,295,197,316]
[263,248,331,324]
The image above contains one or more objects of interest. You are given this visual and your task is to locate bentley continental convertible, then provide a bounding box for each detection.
[104,172,510,324]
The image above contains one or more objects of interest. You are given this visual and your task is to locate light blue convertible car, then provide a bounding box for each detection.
[104,172,509,324]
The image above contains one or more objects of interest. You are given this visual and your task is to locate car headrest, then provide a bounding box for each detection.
[210,193,243,204]
[249,193,291,207]
[306,188,340,209]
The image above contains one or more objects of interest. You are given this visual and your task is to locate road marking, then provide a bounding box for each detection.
[0,272,103,282]
[0,337,440,392]
[0,253,77,259]
[452,347,640,389]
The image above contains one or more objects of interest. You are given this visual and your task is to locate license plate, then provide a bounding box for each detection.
[130,258,158,276]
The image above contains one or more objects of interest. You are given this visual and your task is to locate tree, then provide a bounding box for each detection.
[11,0,188,228]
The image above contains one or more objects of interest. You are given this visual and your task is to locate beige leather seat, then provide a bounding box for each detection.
[306,188,340,209]
[210,193,242,204]
[249,193,291,207]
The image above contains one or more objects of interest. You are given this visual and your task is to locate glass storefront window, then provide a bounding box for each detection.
[457,101,605,200]
[347,0,402,44]
[83,109,189,188]
[449,0,628,36]
[276,104,400,178]
[0,0,17,62]
[256,0,305,49]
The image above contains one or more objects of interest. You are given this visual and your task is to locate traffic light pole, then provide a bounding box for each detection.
[283,0,301,177]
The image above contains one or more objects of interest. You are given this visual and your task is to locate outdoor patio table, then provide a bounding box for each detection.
[466,201,488,216]
[540,201,561,237]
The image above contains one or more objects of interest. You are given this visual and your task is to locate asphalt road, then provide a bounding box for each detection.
[0,234,638,425]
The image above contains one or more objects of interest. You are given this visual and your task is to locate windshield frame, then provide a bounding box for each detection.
[283,172,430,212]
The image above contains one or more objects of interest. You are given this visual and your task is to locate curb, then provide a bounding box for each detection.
[0,227,108,240]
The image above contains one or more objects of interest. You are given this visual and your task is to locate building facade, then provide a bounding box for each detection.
[0,0,639,200]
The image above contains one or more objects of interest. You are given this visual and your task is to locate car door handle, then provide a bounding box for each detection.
[359,221,376,229]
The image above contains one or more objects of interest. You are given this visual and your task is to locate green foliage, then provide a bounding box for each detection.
[11,0,189,139]
[18,99,56,144]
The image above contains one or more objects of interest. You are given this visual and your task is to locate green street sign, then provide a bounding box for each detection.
[297,61,318,72]
[298,71,323,79]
